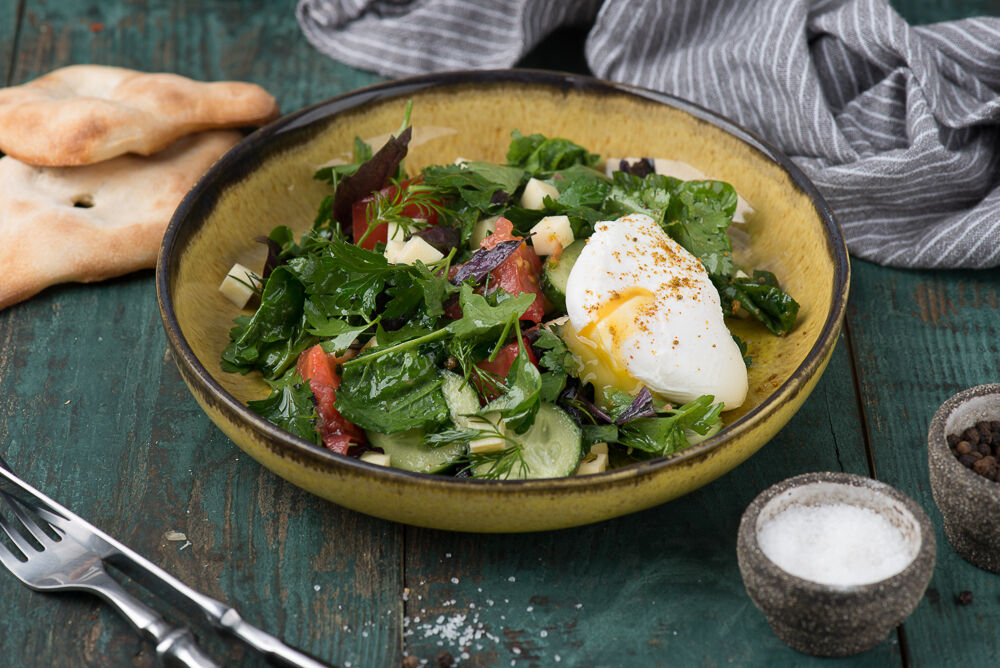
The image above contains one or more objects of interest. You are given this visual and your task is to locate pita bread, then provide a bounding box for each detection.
[0,65,278,166]
[0,130,241,310]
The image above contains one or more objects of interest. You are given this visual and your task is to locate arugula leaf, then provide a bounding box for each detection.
[506,131,601,178]
[335,348,449,433]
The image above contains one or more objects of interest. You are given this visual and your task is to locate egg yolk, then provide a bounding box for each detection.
[560,287,655,401]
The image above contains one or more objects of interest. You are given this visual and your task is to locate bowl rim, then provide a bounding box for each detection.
[737,471,935,594]
[928,383,1000,494]
[156,68,850,491]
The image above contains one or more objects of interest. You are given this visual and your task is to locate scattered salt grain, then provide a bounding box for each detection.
[313,585,321,592]
[757,502,916,586]
[451,577,460,584]
[507,576,516,582]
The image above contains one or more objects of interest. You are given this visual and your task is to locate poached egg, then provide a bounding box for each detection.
[562,213,748,410]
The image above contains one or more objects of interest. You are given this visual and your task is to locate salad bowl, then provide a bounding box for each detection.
[156,70,849,532]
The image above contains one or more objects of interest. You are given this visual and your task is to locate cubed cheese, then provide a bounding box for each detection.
[218,263,258,308]
[529,215,574,256]
[394,236,444,265]
[576,452,609,475]
[385,220,405,242]
[590,442,609,455]
[469,436,507,454]
[520,177,559,210]
[467,412,505,435]
[384,238,407,264]
[470,215,498,249]
[360,451,391,467]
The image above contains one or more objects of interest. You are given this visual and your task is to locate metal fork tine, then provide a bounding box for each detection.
[0,491,54,546]
[0,538,22,569]
[0,510,36,556]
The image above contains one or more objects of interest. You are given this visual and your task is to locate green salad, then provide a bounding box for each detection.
[219,104,798,480]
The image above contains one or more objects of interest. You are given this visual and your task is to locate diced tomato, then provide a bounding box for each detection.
[480,218,549,322]
[473,342,539,402]
[296,345,366,454]
[352,177,440,250]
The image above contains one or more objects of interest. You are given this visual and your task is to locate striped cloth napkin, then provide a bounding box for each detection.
[297,0,1000,269]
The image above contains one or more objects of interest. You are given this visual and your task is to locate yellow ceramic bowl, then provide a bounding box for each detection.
[156,71,849,533]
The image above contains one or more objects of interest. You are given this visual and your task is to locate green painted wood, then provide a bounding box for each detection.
[3,1,1000,666]
[400,339,904,666]
[0,1,394,667]
[844,260,1000,667]
[0,2,18,86]
[892,0,1000,22]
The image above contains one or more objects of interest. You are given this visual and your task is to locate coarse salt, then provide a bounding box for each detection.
[757,502,916,586]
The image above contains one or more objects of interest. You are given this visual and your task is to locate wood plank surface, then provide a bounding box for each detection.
[1,2,18,86]
[398,340,903,667]
[0,2,396,667]
[1,0,999,666]
[844,260,1000,668]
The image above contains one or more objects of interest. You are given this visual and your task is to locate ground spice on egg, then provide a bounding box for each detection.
[947,420,1000,482]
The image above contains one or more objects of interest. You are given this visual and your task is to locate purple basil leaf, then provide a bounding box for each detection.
[450,238,524,285]
[615,386,656,425]
[417,225,461,253]
[490,190,511,206]
[619,158,655,178]
[254,235,283,280]
[332,126,413,230]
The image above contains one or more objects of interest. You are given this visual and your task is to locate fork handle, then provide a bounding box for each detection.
[87,571,219,668]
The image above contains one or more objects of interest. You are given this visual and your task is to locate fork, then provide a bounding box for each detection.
[0,488,218,667]
[0,459,331,668]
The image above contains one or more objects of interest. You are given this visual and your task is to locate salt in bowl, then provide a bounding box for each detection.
[928,383,1000,573]
[737,472,935,657]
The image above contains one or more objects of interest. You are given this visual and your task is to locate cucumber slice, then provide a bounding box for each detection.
[441,371,480,428]
[472,402,582,480]
[540,239,586,312]
[367,428,464,474]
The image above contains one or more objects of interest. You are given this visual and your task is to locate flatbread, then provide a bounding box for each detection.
[0,65,278,166]
[0,130,241,310]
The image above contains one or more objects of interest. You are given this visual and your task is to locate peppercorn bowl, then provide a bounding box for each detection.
[156,69,849,532]
[737,472,935,657]
[928,383,1000,573]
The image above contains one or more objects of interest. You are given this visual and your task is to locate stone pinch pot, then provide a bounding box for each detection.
[928,383,1000,573]
[737,472,935,657]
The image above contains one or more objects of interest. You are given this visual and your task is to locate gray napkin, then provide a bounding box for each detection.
[297,0,1000,269]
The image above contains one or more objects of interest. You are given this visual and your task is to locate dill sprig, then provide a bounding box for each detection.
[460,443,528,480]
[356,179,446,247]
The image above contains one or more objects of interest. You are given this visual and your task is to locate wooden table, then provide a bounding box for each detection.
[2,1,998,666]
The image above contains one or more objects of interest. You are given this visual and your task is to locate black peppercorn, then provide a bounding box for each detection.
[950,420,1000,484]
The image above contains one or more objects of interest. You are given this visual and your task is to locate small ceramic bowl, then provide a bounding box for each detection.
[928,383,1000,573]
[737,472,935,657]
